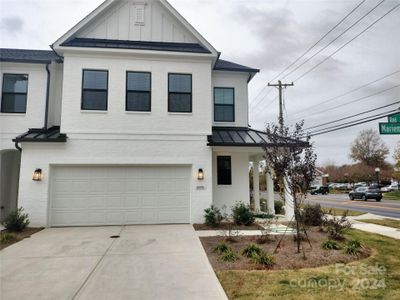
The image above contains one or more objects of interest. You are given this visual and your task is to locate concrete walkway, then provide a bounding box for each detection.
[0,225,227,300]
[347,213,400,240]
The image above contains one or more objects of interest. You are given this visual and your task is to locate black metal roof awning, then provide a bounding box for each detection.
[208,127,308,147]
[13,126,67,143]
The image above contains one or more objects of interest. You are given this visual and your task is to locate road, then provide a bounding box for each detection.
[260,191,400,218]
[305,194,400,219]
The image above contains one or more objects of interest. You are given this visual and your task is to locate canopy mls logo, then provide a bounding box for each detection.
[379,112,400,135]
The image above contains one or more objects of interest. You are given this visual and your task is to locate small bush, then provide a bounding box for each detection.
[321,239,341,250]
[213,242,230,254]
[253,212,274,219]
[242,243,263,258]
[274,200,284,214]
[219,249,239,262]
[232,202,255,226]
[204,206,223,228]
[2,207,30,232]
[301,204,325,226]
[323,212,352,240]
[0,232,16,243]
[251,251,275,267]
[345,239,363,257]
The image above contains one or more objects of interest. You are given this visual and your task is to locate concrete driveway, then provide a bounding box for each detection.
[0,225,227,300]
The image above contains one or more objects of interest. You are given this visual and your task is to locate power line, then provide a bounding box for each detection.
[251,95,279,119]
[307,108,399,135]
[250,88,274,110]
[292,2,400,82]
[269,0,367,83]
[281,0,385,81]
[307,107,399,137]
[291,84,400,122]
[290,69,400,118]
[304,100,400,131]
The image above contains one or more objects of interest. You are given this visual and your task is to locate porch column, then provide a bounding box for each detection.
[284,177,295,220]
[252,160,260,212]
[266,168,275,215]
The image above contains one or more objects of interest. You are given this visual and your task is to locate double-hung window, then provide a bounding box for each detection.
[217,156,232,185]
[214,87,234,122]
[81,70,108,111]
[126,72,151,111]
[168,73,192,113]
[1,74,28,113]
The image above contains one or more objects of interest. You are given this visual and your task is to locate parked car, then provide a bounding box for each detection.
[310,186,329,195]
[380,186,393,193]
[349,187,382,201]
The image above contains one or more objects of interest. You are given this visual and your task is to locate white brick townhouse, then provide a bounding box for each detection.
[0,0,294,227]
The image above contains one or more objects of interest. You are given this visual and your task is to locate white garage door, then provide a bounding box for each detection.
[50,166,190,226]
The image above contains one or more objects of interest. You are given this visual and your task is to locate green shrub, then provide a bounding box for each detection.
[204,206,223,227]
[321,239,341,250]
[344,239,363,256]
[301,204,325,226]
[219,249,239,262]
[253,212,274,219]
[274,200,284,214]
[242,243,263,258]
[251,251,275,267]
[213,241,230,254]
[2,207,30,232]
[0,232,16,243]
[232,202,255,226]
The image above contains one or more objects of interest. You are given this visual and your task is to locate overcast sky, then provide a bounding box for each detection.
[1,0,399,166]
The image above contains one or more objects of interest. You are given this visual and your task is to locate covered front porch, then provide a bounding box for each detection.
[208,126,289,216]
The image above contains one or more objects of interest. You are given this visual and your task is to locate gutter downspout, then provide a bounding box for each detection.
[14,141,22,152]
[44,63,51,129]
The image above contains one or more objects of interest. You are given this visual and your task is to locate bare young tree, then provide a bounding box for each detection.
[350,129,389,167]
[263,121,317,253]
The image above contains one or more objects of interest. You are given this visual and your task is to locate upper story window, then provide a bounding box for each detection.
[214,87,234,122]
[168,73,192,113]
[217,156,232,185]
[126,72,151,112]
[1,74,28,113]
[81,70,108,111]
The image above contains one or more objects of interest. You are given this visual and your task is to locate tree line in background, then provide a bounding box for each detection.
[322,129,399,184]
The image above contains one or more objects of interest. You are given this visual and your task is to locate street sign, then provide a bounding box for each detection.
[379,122,400,135]
[388,113,400,123]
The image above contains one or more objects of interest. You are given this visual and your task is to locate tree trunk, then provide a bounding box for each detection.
[294,195,301,253]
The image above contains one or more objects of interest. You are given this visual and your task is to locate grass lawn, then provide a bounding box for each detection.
[384,191,400,200]
[358,219,400,229]
[217,229,400,300]
[322,206,366,217]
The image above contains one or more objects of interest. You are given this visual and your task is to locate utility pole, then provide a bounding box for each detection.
[268,80,294,129]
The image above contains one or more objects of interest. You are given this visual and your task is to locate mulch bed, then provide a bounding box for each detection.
[193,223,263,231]
[0,228,44,250]
[200,227,371,271]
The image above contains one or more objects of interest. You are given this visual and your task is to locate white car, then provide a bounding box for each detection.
[380,186,393,193]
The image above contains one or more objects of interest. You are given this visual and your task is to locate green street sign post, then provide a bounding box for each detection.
[379,122,400,135]
[388,113,400,123]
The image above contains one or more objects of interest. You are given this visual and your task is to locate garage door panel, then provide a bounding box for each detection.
[50,166,190,226]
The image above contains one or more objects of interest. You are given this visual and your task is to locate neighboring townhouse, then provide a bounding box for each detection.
[0,0,294,227]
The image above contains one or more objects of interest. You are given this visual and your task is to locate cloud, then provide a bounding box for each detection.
[1,16,24,33]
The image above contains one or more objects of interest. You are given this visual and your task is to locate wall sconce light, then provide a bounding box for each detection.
[197,168,204,180]
[32,168,43,181]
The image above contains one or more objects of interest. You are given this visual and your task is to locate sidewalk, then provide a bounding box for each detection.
[347,213,400,240]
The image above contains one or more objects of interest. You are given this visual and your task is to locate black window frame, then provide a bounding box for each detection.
[217,156,232,185]
[1,73,29,114]
[81,69,109,111]
[125,71,152,112]
[168,73,192,113]
[214,87,235,122]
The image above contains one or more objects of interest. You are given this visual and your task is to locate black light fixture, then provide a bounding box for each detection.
[197,168,204,180]
[32,168,43,181]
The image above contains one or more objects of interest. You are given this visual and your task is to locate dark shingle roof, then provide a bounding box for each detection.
[0,48,59,64]
[13,126,67,143]
[208,127,307,147]
[61,38,211,54]
[214,59,259,73]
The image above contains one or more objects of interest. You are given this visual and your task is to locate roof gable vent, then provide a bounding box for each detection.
[134,3,146,25]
